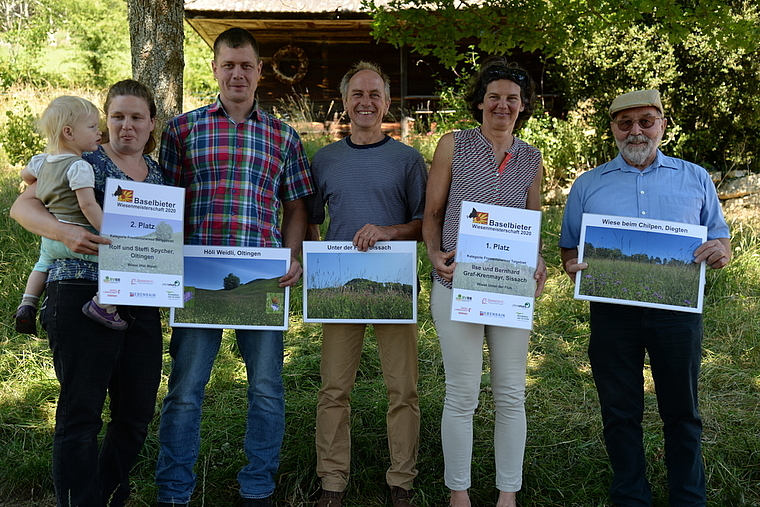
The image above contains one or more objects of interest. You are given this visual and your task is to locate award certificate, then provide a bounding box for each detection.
[303,241,418,323]
[170,245,291,330]
[99,178,185,307]
[451,201,541,329]
[575,213,707,313]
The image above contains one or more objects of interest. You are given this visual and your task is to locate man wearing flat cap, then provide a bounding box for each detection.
[559,89,731,506]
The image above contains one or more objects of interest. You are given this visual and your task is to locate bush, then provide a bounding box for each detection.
[551,19,760,175]
[0,103,45,166]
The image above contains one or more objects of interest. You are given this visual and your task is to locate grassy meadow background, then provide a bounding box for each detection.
[0,89,759,506]
[305,280,415,321]
[578,257,702,309]
[174,278,286,328]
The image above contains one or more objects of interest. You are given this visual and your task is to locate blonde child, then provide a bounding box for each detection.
[13,96,127,332]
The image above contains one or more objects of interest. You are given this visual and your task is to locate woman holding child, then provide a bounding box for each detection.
[423,58,546,507]
[10,79,164,507]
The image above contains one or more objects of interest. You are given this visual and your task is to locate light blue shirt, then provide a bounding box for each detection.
[559,151,729,249]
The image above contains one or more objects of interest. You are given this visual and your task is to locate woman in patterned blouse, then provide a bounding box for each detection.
[422,57,547,507]
[11,80,165,507]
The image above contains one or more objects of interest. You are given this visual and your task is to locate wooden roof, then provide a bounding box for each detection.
[184,0,388,14]
[184,0,393,45]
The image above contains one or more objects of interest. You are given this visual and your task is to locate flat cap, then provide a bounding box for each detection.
[609,89,664,118]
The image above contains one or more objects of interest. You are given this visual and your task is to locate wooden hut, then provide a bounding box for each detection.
[184,0,552,136]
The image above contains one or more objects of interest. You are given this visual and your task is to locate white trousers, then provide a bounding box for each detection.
[430,281,530,492]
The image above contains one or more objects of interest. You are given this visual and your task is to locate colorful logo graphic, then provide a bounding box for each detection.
[113,185,134,202]
[467,207,488,224]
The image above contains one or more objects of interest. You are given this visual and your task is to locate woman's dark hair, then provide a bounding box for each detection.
[464,57,536,130]
[103,79,158,154]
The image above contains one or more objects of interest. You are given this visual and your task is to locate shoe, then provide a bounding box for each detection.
[13,305,37,334]
[317,490,344,507]
[82,300,128,330]
[242,496,272,507]
[390,486,416,507]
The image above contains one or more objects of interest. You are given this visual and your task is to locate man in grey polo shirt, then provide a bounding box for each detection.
[306,61,427,507]
[559,89,731,507]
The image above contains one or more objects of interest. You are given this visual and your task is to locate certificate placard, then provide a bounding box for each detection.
[303,241,417,323]
[99,178,185,307]
[575,213,707,313]
[170,246,291,330]
[451,201,541,329]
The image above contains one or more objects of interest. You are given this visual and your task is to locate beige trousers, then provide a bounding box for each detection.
[316,323,420,492]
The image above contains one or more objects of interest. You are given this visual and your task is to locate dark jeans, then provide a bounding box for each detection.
[589,302,705,507]
[42,280,162,507]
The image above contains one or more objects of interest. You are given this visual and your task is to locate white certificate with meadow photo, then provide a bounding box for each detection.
[575,213,707,313]
[99,178,185,307]
[170,246,291,330]
[451,201,542,330]
[302,241,417,323]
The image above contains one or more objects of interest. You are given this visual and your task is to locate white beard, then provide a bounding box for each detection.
[617,134,656,167]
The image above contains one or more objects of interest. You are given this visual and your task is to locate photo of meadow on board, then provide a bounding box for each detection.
[578,226,704,311]
[171,255,288,329]
[304,250,416,322]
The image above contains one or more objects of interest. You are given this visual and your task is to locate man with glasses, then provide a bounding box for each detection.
[559,89,730,506]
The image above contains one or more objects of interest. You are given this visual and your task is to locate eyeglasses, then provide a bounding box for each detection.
[486,67,528,83]
[613,117,662,131]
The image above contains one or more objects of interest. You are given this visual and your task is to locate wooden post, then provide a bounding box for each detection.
[400,45,409,143]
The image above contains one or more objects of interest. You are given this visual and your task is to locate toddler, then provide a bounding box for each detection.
[13,96,127,333]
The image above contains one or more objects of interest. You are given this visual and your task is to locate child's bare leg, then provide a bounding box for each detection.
[14,270,47,334]
[21,270,48,303]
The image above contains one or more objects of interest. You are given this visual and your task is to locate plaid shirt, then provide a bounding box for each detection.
[160,97,313,248]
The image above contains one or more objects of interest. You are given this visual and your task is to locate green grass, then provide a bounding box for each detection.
[174,279,286,327]
[578,257,701,308]
[306,284,414,320]
[1,166,759,507]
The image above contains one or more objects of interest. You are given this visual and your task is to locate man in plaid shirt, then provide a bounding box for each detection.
[155,27,313,507]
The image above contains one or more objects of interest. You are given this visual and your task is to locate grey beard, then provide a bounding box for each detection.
[617,135,655,167]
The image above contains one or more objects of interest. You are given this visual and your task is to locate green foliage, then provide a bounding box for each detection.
[551,19,760,174]
[183,21,217,95]
[0,0,130,88]
[369,0,760,174]
[408,61,479,163]
[223,272,240,290]
[520,106,600,187]
[0,0,60,86]
[64,0,130,86]
[0,102,45,165]
[368,0,759,67]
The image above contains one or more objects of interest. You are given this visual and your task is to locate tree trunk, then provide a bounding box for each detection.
[127,0,184,139]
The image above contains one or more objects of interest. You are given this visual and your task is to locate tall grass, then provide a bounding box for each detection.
[1,176,759,506]
[578,258,701,308]
[306,285,414,320]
